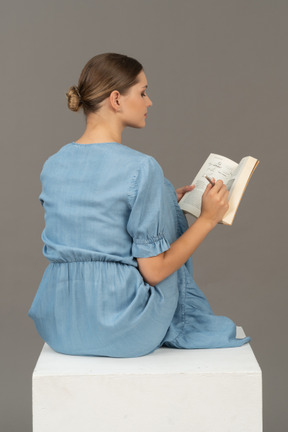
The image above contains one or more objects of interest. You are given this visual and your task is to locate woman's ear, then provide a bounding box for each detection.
[109,90,121,112]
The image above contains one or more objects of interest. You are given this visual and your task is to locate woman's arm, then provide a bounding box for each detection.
[137,180,229,286]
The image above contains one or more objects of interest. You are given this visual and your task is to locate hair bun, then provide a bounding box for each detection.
[66,86,82,112]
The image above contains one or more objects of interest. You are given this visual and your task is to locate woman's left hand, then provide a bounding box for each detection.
[176,185,195,202]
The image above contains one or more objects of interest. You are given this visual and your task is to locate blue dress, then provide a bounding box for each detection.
[28,142,250,357]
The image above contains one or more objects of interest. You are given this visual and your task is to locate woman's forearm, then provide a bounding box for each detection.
[137,216,216,286]
[137,180,229,286]
[163,215,216,275]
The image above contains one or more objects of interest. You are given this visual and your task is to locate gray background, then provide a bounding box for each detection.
[1,1,287,431]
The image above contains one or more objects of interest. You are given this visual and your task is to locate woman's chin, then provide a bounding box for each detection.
[129,121,146,129]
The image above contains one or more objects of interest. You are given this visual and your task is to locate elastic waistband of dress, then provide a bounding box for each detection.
[48,259,136,267]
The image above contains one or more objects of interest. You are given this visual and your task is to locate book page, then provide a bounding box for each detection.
[179,154,238,217]
[222,156,259,225]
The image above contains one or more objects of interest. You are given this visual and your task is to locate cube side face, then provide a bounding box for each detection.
[32,373,262,432]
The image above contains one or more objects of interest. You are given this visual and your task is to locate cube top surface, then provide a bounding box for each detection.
[33,327,261,377]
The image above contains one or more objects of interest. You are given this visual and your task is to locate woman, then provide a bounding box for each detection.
[28,53,250,357]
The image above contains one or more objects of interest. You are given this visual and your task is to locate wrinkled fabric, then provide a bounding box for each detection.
[29,142,250,357]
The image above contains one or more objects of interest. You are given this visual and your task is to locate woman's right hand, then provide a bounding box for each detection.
[200,179,229,226]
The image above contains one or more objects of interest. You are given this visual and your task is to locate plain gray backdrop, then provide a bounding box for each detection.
[1,1,287,431]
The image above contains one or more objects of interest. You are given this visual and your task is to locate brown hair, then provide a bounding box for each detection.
[66,53,143,115]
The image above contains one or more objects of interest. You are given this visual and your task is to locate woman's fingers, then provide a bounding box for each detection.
[209,180,229,199]
[210,179,224,193]
[217,183,229,199]
[183,185,195,193]
[176,184,195,202]
[201,179,229,224]
[203,182,213,197]
[176,185,194,194]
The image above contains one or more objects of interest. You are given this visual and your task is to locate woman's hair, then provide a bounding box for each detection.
[66,53,143,115]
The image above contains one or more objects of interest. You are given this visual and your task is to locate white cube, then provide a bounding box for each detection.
[32,327,262,432]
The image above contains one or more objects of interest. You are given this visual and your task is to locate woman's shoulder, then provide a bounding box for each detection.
[40,142,163,179]
[42,142,155,160]
[125,148,164,180]
[113,144,160,167]
[98,143,164,177]
[39,143,74,170]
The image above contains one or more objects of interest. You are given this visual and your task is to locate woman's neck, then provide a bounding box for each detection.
[76,112,123,144]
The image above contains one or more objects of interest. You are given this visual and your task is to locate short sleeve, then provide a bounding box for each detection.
[127,156,170,258]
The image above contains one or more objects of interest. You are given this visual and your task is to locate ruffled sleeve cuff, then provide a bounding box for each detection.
[132,234,170,258]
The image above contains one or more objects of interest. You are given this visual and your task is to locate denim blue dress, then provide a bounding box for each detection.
[28,142,250,357]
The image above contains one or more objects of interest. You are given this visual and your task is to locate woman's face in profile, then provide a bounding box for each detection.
[119,70,153,129]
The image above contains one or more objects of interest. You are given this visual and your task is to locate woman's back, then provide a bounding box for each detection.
[29,141,183,357]
[40,142,166,265]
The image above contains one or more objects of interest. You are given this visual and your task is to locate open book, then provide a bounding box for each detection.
[179,153,259,225]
